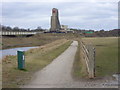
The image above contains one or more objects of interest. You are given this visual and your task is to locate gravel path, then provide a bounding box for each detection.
[22,41,118,88]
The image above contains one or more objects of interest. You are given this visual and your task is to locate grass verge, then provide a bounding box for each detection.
[82,37,118,77]
[2,39,72,88]
[72,39,88,79]
[73,37,118,79]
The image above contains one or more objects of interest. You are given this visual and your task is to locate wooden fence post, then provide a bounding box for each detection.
[93,47,96,77]
[88,45,94,78]
[80,41,95,78]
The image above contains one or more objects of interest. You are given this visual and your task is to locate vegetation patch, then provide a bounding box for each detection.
[72,39,88,79]
[73,37,118,79]
[2,33,79,49]
[82,37,118,77]
[2,39,72,88]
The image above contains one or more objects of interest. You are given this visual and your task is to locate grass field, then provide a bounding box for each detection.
[73,37,118,78]
[2,33,79,49]
[82,37,118,77]
[2,39,72,88]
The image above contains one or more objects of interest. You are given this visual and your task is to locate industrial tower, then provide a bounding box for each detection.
[50,8,61,32]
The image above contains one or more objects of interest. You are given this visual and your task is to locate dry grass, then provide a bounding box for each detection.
[2,39,72,88]
[82,37,118,77]
[2,33,79,49]
[73,37,118,79]
[72,39,88,79]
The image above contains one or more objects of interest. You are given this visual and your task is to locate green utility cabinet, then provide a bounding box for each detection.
[17,50,25,69]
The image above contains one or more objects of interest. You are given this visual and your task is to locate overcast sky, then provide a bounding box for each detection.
[1,0,119,30]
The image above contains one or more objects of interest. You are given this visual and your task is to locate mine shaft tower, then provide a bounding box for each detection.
[50,8,61,32]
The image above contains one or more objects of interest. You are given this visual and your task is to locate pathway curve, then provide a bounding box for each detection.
[23,41,78,88]
[22,41,118,88]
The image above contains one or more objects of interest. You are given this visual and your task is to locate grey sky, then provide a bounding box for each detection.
[1,0,119,30]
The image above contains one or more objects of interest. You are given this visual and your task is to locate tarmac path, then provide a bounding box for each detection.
[22,41,118,88]
[22,41,78,88]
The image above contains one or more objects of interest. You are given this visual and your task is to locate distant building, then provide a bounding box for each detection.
[49,8,74,33]
[61,25,68,30]
[50,8,61,32]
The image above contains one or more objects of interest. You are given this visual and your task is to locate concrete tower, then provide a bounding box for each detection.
[50,8,61,32]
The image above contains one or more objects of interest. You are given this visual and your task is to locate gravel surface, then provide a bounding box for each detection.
[22,41,118,88]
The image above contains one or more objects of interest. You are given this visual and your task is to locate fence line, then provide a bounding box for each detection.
[80,41,95,78]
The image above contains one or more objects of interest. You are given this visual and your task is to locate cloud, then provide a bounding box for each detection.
[1,1,118,30]
[2,0,119,2]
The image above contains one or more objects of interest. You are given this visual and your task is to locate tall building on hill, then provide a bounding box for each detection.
[50,8,61,32]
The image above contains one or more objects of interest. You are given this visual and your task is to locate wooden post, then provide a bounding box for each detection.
[93,47,96,77]
[88,45,95,78]
[80,41,95,78]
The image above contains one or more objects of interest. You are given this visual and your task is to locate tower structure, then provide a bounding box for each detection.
[50,8,61,32]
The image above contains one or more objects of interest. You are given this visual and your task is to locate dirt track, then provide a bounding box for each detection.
[22,41,118,88]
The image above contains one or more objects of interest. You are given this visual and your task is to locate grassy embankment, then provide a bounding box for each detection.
[2,33,79,49]
[3,39,72,88]
[72,39,88,79]
[73,37,118,78]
